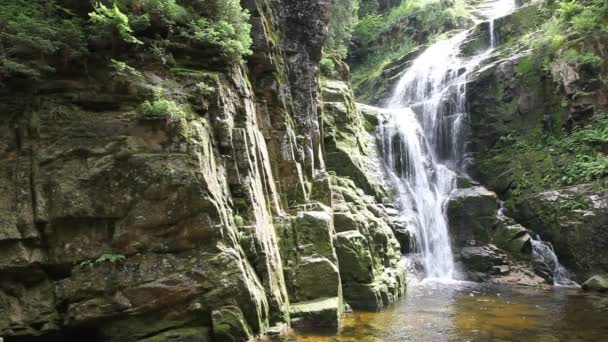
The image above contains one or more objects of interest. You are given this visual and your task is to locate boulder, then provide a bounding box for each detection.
[289,297,342,329]
[448,186,498,247]
[293,257,341,301]
[493,223,533,258]
[334,231,375,284]
[582,275,608,292]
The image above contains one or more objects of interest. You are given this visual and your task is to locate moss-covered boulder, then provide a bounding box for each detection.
[334,231,375,284]
[582,275,608,292]
[289,297,342,329]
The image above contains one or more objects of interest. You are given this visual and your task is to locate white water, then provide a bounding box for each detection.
[531,238,579,287]
[378,0,516,280]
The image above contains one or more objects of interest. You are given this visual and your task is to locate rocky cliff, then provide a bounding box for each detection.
[0,1,406,341]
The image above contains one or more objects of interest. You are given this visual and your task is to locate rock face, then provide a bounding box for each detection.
[464,5,608,283]
[510,184,608,280]
[0,1,406,341]
[447,185,547,285]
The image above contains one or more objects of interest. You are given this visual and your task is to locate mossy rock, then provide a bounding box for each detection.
[582,275,608,292]
[211,306,252,342]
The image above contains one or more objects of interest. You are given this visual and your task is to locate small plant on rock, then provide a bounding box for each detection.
[138,96,186,120]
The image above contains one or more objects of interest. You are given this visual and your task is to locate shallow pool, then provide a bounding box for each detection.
[292,281,608,341]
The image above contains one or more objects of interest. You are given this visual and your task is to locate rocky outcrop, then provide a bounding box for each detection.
[320,76,406,310]
[0,1,407,341]
[447,185,547,285]
[464,5,608,283]
[510,184,608,280]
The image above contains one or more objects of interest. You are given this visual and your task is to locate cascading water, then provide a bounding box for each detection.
[378,0,517,280]
[531,238,579,286]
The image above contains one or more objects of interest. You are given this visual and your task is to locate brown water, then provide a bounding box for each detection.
[293,281,608,341]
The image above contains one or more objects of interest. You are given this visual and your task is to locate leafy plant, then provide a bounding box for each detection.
[138,97,186,120]
[182,0,252,60]
[110,59,141,77]
[89,2,143,46]
[0,0,87,80]
[96,253,127,264]
[194,81,215,96]
[353,14,385,43]
[234,214,245,226]
[320,58,336,77]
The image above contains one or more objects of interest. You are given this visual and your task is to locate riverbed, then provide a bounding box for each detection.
[292,281,608,341]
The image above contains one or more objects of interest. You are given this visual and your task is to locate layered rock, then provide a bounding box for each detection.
[0,1,407,341]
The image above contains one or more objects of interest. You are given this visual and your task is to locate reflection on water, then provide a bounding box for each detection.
[292,281,608,341]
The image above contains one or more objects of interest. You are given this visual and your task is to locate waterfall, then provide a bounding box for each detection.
[377,0,516,280]
[531,238,579,287]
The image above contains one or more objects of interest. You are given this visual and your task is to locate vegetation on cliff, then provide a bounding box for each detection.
[0,0,252,86]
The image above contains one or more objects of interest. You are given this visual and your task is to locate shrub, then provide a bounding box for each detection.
[353,14,385,43]
[89,2,143,46]
[325,0,359,58]
[138,97,186,119]
[0,1,86,80]
[182,0,252,60]
[110,59,141,77]
[234,214,245,226]
[320,58,336,77]
[96,253,127,263]
[194,81,215,96]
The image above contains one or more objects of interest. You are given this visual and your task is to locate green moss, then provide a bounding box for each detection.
[476,114,608,200]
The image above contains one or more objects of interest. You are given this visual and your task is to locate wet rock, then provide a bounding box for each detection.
[582,275,608,292]
[290,297,342,329]
[448,186,499,247]
[212,306,252,342]
[294,257,341,300]
[493,223,533,258]
[459,245,508,273]
[510,183,608,279]
[335,231,375,284]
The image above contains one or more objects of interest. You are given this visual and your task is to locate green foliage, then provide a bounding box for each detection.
[556,0,582,20]
[1,0,252,85]
[138,96,186,120]
[89,2,143,45]
[194,81,215,96]
[353,14,385,43]
[562,49,603,67]
[182,0,252,60]
[326,0,360,58]
[480,114,608,197]
[110,59,141,77]
[234,214,245,226]
[320,58,336,77]
[96,253,127,263]
[0,0,86,80]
